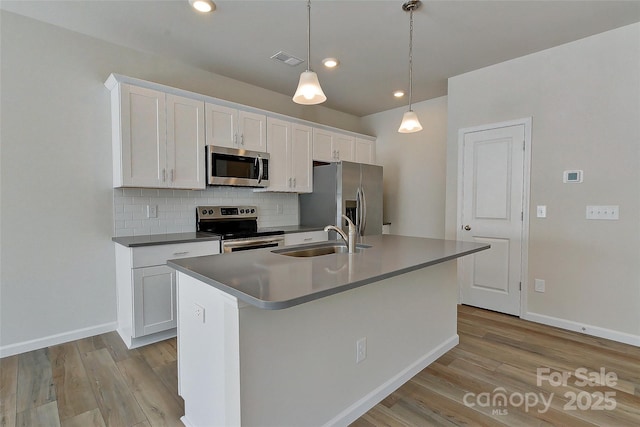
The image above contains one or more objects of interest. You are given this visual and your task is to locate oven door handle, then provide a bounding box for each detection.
[222,237,284,250]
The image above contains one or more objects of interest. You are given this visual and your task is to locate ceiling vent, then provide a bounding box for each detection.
[270,51,304,67]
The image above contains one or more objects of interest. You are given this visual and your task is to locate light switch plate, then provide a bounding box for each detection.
[536,205,547,218]
[586,205,619,220]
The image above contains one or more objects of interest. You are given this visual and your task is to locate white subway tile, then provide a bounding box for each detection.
[122,188,142,197]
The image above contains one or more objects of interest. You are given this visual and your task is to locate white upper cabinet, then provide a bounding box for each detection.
[109,81,205,189]
[355,137,376,164]
[333,133,355,161]
[312,128,355,162]
[263,118,312,193]
[167,94,206,188]
[205,103,266,152]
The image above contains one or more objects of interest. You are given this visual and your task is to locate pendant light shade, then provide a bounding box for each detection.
[398,0,423,133]
[293,70,326,105]
[398,110,423,133]
[293,0,326,105]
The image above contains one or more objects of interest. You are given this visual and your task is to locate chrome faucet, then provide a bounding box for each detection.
[324,215,357,253]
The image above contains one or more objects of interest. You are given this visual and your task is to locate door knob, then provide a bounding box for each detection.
[464,225,471,231]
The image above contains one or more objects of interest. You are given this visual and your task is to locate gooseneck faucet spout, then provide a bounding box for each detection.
[324,215,357,253]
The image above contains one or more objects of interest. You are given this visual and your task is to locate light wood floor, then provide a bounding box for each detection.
[1,305,639,426]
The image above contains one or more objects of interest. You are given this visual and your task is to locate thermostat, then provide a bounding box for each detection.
[563,170,583,183]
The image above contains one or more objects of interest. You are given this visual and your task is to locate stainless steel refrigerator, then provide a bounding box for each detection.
[299,161,383,236]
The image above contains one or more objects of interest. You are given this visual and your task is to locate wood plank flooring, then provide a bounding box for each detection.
[1,305,638,426]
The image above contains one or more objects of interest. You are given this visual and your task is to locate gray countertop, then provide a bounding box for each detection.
[168,234,490,310]
[112,226,324,248]
[112,232,221,247]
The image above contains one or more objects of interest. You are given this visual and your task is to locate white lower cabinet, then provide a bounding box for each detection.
[132,265,176,338]
[284,230,328,246]
[115,241,219,348]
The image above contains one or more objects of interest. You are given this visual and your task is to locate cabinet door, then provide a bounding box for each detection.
[120,84,166,187]
[167,95,206,189]
[333,133,355,161]
[238,111,266,152]
[312,128,334,162]
[205,103,237,148]
[133,265,176,337]
[355,137,376,164]
[291,123,313,193]
[265,118,291,192]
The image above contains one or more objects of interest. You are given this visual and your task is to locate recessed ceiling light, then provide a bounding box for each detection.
[189,0,215,13]
[322,58,339,68]
[394,90,405,98]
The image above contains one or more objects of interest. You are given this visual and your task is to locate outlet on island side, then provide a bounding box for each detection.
[356,337,367,363]
[194,303,205,323]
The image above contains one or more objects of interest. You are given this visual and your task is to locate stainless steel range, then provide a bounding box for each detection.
[196,206,284,253]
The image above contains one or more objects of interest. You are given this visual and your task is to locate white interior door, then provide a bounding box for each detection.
[458,123,526,316]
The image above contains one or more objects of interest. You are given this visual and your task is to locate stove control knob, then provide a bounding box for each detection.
[240,209,245,214]
[202,209,207,215]
[251,208,256,213]
[208,209,214,214]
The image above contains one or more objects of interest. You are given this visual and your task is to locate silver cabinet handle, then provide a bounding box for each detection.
[303,237,312,241]
[241,134,245,145]
[173,251,189,256]
[162,169,166,182]
[293,177,296,188]
[288,177,292,188]
[464,225,471,231]
[234,133,238,145]
[170,169,174,182]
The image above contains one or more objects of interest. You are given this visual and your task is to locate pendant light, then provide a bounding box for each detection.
[398,0,423,133]
[293,0,327,105]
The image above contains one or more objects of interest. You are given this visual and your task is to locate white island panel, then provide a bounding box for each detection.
[177,259,457,426]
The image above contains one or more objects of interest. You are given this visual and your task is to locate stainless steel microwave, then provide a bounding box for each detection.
[206,146,270,187]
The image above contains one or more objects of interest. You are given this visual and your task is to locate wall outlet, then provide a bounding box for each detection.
[356,337,367,363]
[534,279,545,293]
[194,304,205,323]
[146,205,158,218]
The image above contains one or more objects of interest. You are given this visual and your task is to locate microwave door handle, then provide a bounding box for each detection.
[257,155,264,184]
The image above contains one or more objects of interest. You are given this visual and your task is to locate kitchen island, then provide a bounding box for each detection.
[168,234,489,427]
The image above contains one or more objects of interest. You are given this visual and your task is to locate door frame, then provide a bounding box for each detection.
[456,117,532,317]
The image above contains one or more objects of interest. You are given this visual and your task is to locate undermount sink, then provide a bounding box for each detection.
[273,243,371,258]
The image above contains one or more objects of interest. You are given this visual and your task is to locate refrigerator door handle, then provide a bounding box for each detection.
[356,187,362,235]
[361,186,367,235]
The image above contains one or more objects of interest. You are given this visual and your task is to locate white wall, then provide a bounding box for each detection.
[0,11,363,354]
[361,97,448,239]
[446,23,640,341]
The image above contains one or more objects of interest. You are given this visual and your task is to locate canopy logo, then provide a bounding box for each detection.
[462,367,618,415]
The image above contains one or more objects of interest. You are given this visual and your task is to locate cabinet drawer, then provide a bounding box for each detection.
[132,241,219,268]
[284,231,328,247]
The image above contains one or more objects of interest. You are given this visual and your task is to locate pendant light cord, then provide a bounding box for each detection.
[408,7,414,111]
[306,0,312,72]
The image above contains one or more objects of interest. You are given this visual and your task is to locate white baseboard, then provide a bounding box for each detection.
[522,311,640,347]
[324,334,459,427]
[0,322,117,358]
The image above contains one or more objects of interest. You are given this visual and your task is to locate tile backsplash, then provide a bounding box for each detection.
[113,187,298,237]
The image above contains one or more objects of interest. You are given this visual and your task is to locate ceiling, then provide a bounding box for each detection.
[2,0,639,116]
